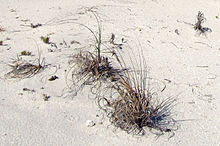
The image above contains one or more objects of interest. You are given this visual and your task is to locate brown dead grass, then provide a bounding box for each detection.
[65,51,124,96]
[98,74,175,135]
[5,58,45,79]
[97,48,176,135]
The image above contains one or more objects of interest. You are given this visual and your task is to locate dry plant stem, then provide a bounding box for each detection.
[79,12,102,62]
[194,11,211,33]
[194,11,205,31]
[46,9,102,61]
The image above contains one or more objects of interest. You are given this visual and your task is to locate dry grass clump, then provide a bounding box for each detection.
[97,48,176,135]
[99,73,175,135]
[65,11,125,96]
[5,40,46,79]
[5,58,45,79]
[73,51,120,82]
[65,50,123,95]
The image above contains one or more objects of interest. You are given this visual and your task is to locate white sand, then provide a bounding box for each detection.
[0,0,220,145]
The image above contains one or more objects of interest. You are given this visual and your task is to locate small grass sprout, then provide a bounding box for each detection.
[20,50,32,56]
[41,36,50,44]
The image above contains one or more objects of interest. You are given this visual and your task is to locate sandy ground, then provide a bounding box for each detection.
[0,0,220,145]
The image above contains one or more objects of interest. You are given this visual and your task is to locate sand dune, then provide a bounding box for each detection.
[0,0,219,145]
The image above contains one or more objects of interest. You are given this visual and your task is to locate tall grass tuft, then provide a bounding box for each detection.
[97,46,176,135]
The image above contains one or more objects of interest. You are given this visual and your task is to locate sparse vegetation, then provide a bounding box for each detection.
[48,75,58,81]
[43,94,50,101]
[66,50,123,96]
[5,40,45,79]
[65,12,124,96]
[63,10,176,136]
[1,6,176,137]
[23,87,35,92]
[97,50,175,135]
[31,23,42,28]
[41,36,50,44]
[105,78,174,135]
[20,50,32,56]
[194,11,206,31]
[5,59,44,79]
[194,11,212,33]
[0,40,3,46]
